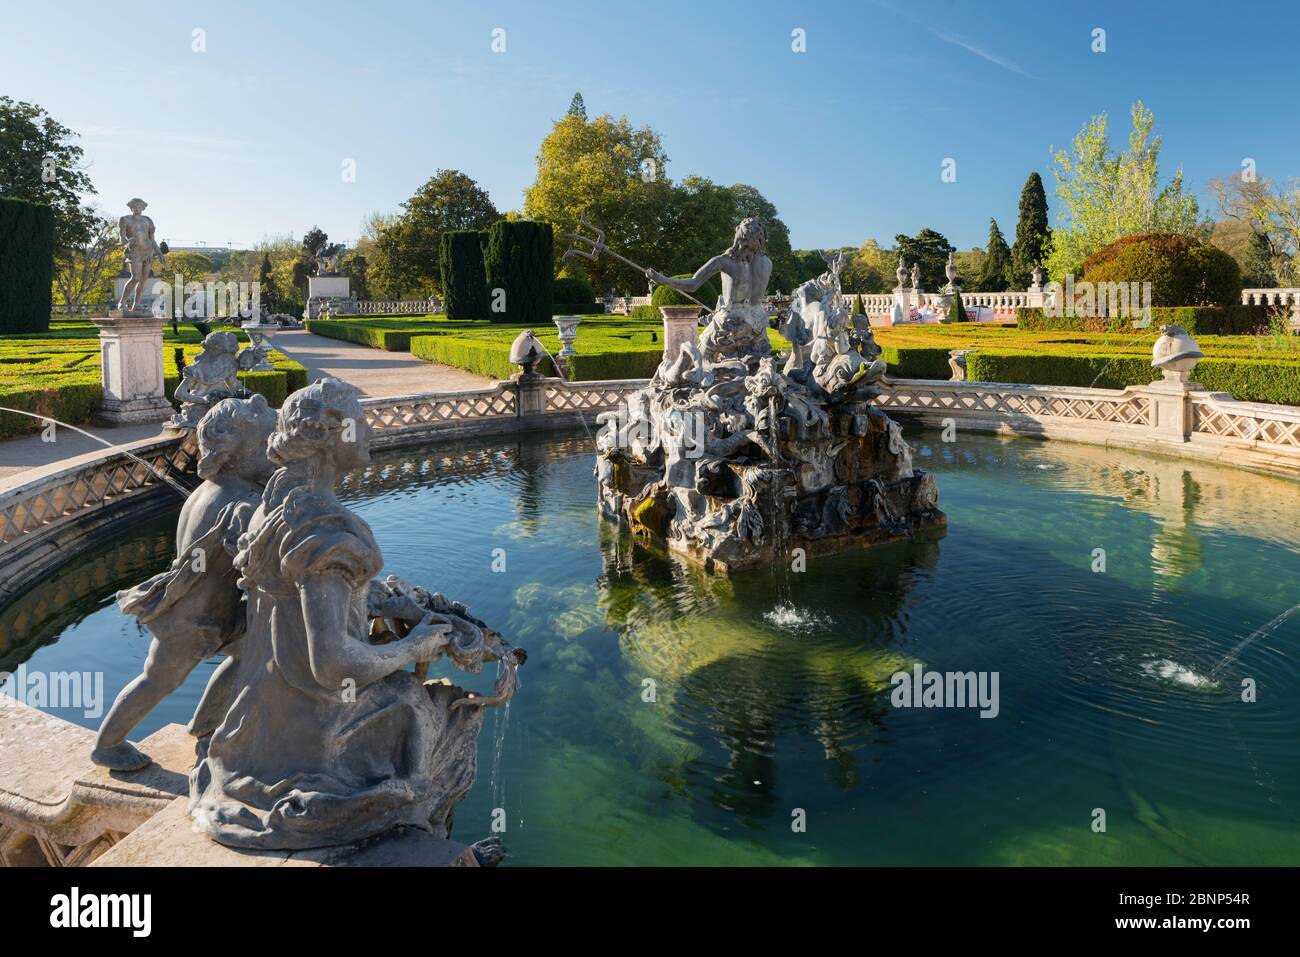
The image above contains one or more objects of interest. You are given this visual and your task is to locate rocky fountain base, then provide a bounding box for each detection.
[596,253,945,573]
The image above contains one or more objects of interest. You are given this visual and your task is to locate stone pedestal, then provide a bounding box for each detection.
[890,288,911,324]
[659,306,701,362]
[92,315,172,425]
[305,275,352,320]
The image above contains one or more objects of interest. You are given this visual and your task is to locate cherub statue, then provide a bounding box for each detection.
[189,377,523,850]
[93,394,278,770]
[171,331,269,429]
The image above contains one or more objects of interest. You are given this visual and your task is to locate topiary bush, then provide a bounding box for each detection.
[630,304,660,322]
[946,290,966,323]
[554,276,595,306]
[1081,232,1242,307]
[482,220,553,324]
[650,274,722,310]
[0,196,56,334]
[439,230,488,320]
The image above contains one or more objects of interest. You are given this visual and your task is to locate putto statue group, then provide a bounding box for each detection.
[92,378,523,858]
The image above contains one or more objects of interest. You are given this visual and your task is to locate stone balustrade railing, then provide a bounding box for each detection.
[603,296,653,315]
[346,298,442,316]
[875,377,1300,474]
[855,290,1033,321]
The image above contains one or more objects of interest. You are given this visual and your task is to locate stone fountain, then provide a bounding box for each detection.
[593,220,945,573]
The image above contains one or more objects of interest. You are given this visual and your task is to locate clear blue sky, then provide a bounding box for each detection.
[3,0,1294,252]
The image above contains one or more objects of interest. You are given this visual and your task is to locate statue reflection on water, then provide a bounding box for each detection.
[594,517,944,823]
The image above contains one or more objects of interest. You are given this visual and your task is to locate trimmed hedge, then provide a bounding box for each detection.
[964,350,1300,405]
[1017,305,1270,335]
[554,276,596,306]
[483,220,553,324]
[439,230,488,320]
[651,273,722,310]
[553,303,607,315]
[0,326,306,439]
[0,196,55,334]
[306,319,426,351]
[1081,232,1241,307]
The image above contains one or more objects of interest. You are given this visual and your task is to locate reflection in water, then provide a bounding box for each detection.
[7,428,1300,865]
[0,516,175,673]
[595,528,941,823]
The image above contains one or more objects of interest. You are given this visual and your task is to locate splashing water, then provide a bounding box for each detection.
[1209,603,1300,679]
[763,602,832,634]
[0,406,191,498]
[489,657,512,813]
[1140,658,1219,690]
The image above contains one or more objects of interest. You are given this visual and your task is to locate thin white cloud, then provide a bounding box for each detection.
[871,0,1035,79]
[927,27,1035,78]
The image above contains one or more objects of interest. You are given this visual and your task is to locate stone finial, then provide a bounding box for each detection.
[509,329,546,376]
[1151,324,1204,383]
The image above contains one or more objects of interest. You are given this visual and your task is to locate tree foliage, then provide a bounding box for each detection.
[524,113,673,294]
[1208,173,1300,286]
[894,228,955,291]
[1010,172,1050,287]
[977,219,1012,291]
[372,170,500,297]
[1045,102,1200,280]
[52,212,117,314]
[0,96,96,256]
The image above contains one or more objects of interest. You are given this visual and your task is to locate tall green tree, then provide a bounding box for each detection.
[894,228,955,290]
[977,219,1012,291]
[567,92,587,119]
[524,112,673,293]
[0,96,96,255]
[371,170,500,297]
[1045,101,1200,280]
[1010,172,1050,287]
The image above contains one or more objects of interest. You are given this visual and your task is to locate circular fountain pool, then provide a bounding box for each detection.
[4,428,1299,865]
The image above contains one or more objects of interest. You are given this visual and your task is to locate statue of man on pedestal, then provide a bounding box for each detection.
[117,198,166,315]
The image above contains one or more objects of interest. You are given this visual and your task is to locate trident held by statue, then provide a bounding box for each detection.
[561,214,712,311]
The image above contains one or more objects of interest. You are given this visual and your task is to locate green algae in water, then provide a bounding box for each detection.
[7,429,1300,865]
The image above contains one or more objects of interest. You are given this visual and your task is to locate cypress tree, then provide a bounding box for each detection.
[439,230,489,319]
[979,219,1012,292]
[0,197,55,333]
[482,220,553,324]
[1010,172,1050,287]
[947,288,967,323]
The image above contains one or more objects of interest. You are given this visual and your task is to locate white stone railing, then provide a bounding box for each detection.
[1241,288,1300,327]
[603,296,652,315]
[876,377,1300,475]
[0,433,199,606]
[855,291,1032,322]
[345,297,442,316]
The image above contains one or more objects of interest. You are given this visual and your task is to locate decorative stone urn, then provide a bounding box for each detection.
[659,305,702,365]
[239,320,277,372]
[553,315,582,357]
[1151,324,1204,385]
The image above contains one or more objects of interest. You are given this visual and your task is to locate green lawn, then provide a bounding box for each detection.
[0,320,307,440]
